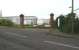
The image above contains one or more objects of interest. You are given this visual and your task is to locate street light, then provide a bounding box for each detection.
[71,0,74,33]
[69,0,79,33]
[71,0,79,33]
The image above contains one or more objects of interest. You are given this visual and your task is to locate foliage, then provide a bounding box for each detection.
[56,13,79,33]
[74,18,79,33]
[0,19,14,27]
[63,13,72,33]
[56,15,65,32]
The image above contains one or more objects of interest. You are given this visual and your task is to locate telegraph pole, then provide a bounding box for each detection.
[71,0,74,33]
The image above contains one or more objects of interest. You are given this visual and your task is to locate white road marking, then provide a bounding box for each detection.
[44,41,79,49]
[6,32,28,38]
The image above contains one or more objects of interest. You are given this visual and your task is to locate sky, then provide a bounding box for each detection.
[0,0,79,19]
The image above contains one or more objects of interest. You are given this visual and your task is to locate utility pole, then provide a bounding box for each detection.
[71,0,74,33]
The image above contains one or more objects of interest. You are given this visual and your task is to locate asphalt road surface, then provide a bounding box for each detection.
[0,27,79,50]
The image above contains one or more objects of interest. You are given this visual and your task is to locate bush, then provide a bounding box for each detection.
[0,19,14,27]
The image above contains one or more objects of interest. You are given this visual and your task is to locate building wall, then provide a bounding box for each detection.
[24,16,37,25]
[37,19,50,25]
[0,10,2,17]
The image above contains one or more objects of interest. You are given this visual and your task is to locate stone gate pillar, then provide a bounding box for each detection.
[20,14,24,27]
[50,13,54,28]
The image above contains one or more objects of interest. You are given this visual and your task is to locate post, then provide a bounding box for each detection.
[50,13,54,28]
[20,14,24,28]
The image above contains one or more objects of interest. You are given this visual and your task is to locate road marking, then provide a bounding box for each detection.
[44,41,79,49]
[6,32,28,38]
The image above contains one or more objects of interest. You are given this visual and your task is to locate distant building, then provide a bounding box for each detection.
[2,16,37,25]
[0,10,2,17]
[37,19,50,25]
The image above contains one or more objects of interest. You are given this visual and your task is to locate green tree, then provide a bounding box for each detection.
[63,13,76,33]
[57,15,65,32]
[74,17,79,33]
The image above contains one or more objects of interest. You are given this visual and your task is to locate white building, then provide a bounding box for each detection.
[3,16,37,25]
[0,10,2,17]
[37,19,50,25]
[37,19,51,27]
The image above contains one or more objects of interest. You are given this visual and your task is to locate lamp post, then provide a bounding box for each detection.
[69,0,79,33]
[71,0,79,33]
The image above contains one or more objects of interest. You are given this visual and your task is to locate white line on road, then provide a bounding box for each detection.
[44,41,79,49]
[6,32,28,38]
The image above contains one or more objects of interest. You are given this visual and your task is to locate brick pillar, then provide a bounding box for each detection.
[20,14,24,27]
[50,13,54,28]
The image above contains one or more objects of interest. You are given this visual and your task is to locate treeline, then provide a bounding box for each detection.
[0,18,14,27]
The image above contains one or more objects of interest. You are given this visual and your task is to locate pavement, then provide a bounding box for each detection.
[0,27,79,50]
[47,29,79,39]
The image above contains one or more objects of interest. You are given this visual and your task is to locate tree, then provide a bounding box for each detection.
[63,13,76,33]
[74,17,79,33]
[56,15,65,32]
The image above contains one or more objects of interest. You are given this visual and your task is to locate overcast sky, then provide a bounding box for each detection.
[0,0,79,19]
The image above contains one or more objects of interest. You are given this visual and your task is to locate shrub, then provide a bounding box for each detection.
[0,19,14,27]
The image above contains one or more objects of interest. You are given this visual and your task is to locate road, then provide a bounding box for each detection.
[0,27,79,50]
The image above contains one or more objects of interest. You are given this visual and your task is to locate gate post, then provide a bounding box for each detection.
[50,13,54,28]
[20,14,24,28]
